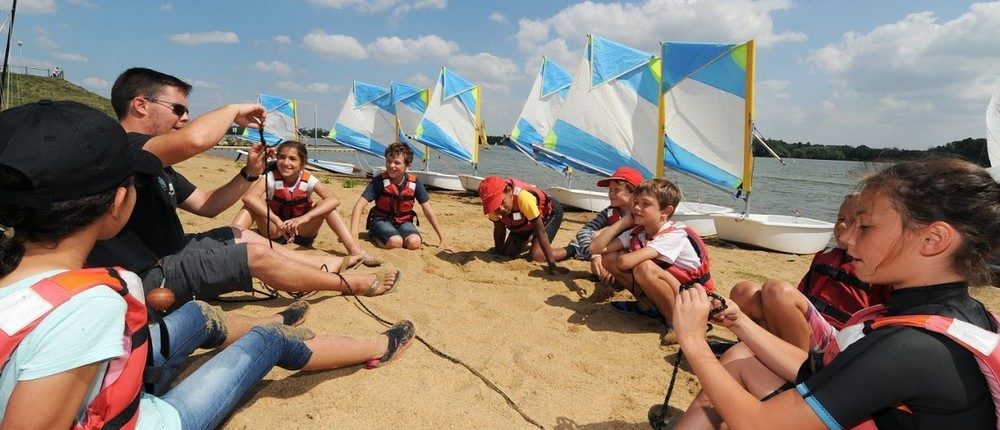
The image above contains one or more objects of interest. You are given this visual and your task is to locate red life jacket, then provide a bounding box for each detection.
[267,170,314,220]
[499,178,552,234]
[369,172,418,225]
[798,247,891,329]
[626,223,714,292]
[821,305,1000,430]
[0,268,149,430]
[605,206,624,225]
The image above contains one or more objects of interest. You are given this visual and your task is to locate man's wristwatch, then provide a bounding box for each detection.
[239,167,260,182]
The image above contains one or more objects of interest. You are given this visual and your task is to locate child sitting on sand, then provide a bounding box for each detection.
[232,140,381,267]
[727,193,891,350]
[672,158,1000,429]
[588,179,714,325]
[574,166,641,286]
[478,175,573,274]
[350,142,451,251]
[0,101,415,429]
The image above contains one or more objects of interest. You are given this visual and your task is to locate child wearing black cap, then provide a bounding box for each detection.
[0,101,414,429]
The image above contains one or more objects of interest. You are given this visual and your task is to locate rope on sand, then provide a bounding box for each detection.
[348,294,546,429]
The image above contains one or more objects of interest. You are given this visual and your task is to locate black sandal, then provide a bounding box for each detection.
[365,320,415,369]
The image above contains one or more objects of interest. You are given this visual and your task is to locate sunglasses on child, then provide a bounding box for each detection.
[145,97,189,117]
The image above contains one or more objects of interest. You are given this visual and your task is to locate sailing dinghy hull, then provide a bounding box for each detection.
[673,202,733,237]
[546,187,610,212]
[307,159,363,176]
[712,213,834,255]
[413,170,465,191]
[458,174,484,193]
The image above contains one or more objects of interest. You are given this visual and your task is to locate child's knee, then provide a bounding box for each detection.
[528,248,546,262]
[632,260,660,280]
[761,279,798,305]
[402,234,421,249]
[730,281,761,303]
[383,236,404,249]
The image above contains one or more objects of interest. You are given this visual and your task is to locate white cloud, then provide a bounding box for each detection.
[367,35,458,63]
[303,31,368,60]
[33,26,57,50]
[760,80,791,99]
[306,0,445,15]
[159,3,174,12]
[82,77,109,89]
[276,81,333,93]
[187,79,220,89]
[489,12,507,24]
[514,0,805,71]
[253,60,292,76]
[67,0,97,8]
[449,52,520,84]
[167,31,239,45]
[273,35,291,45]
[53,52,87,62]
[795,2,1000,147]
[0,0,56,13]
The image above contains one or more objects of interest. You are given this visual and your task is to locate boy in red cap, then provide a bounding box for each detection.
[478,176,571,274]
[574,166,642,286]
[588,179,714,329]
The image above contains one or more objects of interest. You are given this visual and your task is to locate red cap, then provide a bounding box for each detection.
[478,176,507,214]
[597,166,643,188]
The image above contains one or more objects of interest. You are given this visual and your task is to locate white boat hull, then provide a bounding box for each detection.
[458,174,484,193]
[674,202,733,237]
[546,187,610,212]
[307,159,363,176]
[712,213,834,255]
[413,170,465,191]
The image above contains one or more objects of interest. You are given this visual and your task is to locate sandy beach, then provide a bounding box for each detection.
[171,153,998,429]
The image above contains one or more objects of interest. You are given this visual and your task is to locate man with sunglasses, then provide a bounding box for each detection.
[88,67,399,313]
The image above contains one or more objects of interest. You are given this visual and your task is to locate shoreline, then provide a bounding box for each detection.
[172,153,998,429]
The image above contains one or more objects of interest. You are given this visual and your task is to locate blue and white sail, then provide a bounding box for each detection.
[987,86,1000,181]
[242,94,298,146]
[413,67,481,165]
[510,57,573,172]
[543,35,661,178]
[661,41,755,195]
[328,81,397,159]
[390,81,428,160]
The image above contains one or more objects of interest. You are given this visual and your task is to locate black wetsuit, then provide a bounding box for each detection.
[795,282,997,429]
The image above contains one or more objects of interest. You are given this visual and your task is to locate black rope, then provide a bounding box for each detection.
[348,293,545,429]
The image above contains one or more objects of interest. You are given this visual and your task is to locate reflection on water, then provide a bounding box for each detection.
[227,138,880,224]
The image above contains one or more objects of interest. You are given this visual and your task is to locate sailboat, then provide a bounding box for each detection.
[326,81,415,176]
[412,67,483,191]
[505,56,608,210]
[986,86,1000,181]
[660,40,832,254]
[541,35,731,235]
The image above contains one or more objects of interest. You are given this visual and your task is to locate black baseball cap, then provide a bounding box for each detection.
[0,100,135,208]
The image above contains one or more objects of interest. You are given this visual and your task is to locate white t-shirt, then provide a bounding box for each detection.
[616,220,701,270]
[0,269,181,428]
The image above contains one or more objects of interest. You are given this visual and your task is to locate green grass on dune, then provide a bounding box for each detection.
[3,72,114,118]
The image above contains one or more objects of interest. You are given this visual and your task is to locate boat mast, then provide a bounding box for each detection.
[656,52,666,180]
[0,1,16,110]
[741,39,756,214]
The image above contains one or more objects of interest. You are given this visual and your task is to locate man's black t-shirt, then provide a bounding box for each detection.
[796,283,997,429]
[87,133,196,273]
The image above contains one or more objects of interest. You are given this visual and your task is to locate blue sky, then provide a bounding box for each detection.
[3,0,998,150]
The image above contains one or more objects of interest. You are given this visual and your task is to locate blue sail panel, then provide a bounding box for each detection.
[354,82,391,108]
[331,123,388,159]
[661,42,736,91]
[688,44,748,98]
[664,135,742,191]
[540,58,573,99]
[510,118,543,154]
[259,94,295,118]
[590,35,654,87]
[414,118,474,163]
[546,120,652,178]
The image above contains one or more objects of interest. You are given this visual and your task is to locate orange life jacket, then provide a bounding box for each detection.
[0,268,149,430]
[799,247,891,329]
[822,305,1000,430]
[369,172,418,225]
[499,178,552,234]
[626,223,714,292]
[267,170,314,220]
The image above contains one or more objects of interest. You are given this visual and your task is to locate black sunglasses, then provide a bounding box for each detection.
[146,97,189,116]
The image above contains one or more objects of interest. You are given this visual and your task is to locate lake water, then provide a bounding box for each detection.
[223,138,876,224]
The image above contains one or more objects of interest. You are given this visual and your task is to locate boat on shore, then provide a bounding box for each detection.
[711,213,836,254]
[413,170,465,191]
[546,187,609,213]
[458,174,484,192]
[412,68,486,192]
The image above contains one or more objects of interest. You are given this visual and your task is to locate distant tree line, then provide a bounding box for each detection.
[753,137,992,167]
